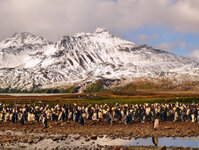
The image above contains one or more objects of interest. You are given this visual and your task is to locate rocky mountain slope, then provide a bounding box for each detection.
[0,28,199,91]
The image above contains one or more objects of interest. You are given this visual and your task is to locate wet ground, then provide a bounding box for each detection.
[1,132,199,149]
[0,121,198,149]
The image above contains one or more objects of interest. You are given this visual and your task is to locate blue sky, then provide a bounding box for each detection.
[119,26,199,56]
[0,0,199,58]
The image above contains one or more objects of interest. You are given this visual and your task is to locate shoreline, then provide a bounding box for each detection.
[0,121,199,149]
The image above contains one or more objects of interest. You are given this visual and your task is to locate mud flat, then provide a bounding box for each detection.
[1,121,198,138]
[0,121,199,149]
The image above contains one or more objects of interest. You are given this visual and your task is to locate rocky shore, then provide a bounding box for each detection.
[1,121,199,138]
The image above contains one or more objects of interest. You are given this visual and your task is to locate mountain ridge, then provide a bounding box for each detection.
[0,28,199,92]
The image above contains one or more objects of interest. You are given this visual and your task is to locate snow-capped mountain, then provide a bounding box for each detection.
[0,32,53,68]
[0,28,199,91]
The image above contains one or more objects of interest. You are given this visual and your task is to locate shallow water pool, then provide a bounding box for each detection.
[1,131,199,149]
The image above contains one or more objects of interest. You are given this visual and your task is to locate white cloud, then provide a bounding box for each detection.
[189,49,199,60]
[0,0,199,41]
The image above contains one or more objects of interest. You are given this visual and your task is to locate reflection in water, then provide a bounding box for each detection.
[1,131,199,149]
[152,136,158,146]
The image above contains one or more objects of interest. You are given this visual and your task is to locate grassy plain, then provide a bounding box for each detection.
[0,91,199,105]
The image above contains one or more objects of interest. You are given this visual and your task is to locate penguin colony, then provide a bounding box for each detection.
[0,102,198,128]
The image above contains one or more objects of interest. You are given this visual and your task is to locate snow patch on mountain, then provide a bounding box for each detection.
[0,28,198,90]
[0,32,54,69]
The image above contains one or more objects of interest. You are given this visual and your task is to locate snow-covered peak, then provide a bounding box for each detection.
[95,27,109,34]
[12,32,35,39]
[0,29,199,91]
[73,28,110,37]
[57,27,135,51]
[0,32,54,69]
[73,32,91,37]
[0,32,53,49]
[12,32,51,44]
